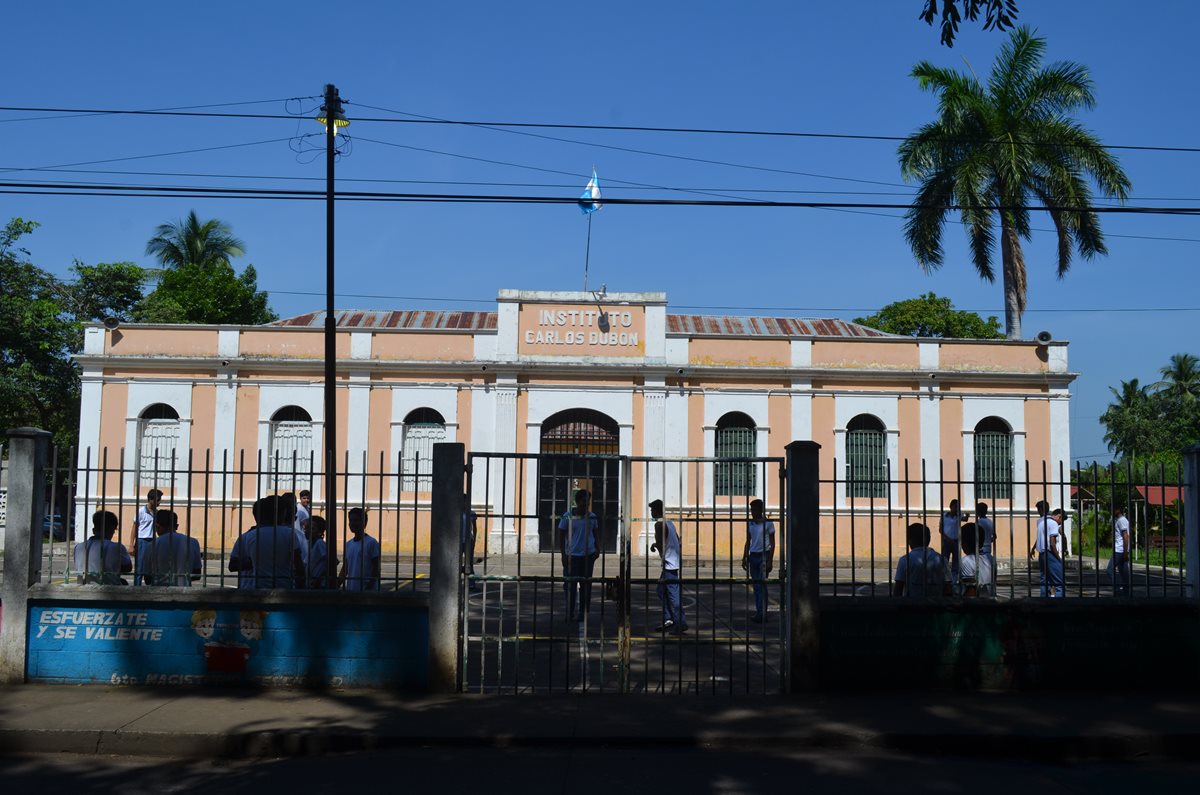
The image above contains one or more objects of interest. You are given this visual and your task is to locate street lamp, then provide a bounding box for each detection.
[316,84,348,584]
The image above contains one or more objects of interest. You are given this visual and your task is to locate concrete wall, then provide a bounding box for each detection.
[820,600,1200,691]
[25,587,428,689]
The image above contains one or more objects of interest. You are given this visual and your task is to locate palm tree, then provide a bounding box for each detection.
[1154,353,1200,402]
[898,26,1131,339]
[145,210,246,269]
[1101,378,1149,458]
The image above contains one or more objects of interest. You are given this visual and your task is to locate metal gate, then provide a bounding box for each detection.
[460,452,788,693]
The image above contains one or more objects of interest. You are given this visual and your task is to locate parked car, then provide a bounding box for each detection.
[41,513,73,542]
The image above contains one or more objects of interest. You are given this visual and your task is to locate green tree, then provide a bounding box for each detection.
[0,219,83,447]
[1101,359,1200,464]
[1153,353,1200,403]
[144,210,246,269]
[66,260,147,328]
[898,26,1131,339]
[135,261,277,325]
[853,292,1003,338]
[920,1,1019,47]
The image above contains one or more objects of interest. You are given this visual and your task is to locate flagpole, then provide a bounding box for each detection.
[583,212,593,292]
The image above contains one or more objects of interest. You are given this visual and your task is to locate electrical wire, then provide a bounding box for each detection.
[5,179,1200,214]
[3,102,1198,153]
[0,137,315,175]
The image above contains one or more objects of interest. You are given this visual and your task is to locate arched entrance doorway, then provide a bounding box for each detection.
[537,409,620,553]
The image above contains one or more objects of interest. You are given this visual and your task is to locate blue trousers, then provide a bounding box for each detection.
[134,538,153,586]
[657,569,685,627]
[564,555,596,618]
[1112,551,1130,596]
[1039,553,1064,598]
[748,552,768,618]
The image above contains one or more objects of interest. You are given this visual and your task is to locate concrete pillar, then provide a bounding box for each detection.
[1,427,51,683]
[786,440,820,692]
[429,442,465,693]
[1184,444,1200,601]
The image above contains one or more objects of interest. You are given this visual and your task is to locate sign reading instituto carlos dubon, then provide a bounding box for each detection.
[518,303,646,357]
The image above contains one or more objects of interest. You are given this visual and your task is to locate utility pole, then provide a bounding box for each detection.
[319,83,347,582]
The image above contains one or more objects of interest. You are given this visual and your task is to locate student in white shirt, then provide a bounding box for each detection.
[1030,500,1064,598]
[558,490,600,621]
[894,523,947,597]
[650,499,686,634]
[958,522,994,597]
[131,489,162,585]
[741,499,775,623]
[939,499,968,582]
[462,496,479,590]
[305,515,334,589]
[340,507,381,591]
[1112,504,1131,596]
[75,510,132,585]
[975,502,996,556]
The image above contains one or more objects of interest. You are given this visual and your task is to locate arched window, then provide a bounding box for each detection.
[268,406,314,490]
[974,417,1013,499]
[846,414,887,498]
[137,403,180,488]
[715,412,756,497]
[401,407,446,491]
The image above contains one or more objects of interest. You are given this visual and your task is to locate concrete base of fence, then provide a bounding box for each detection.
[820,599,1200,691]
[24,586,429,689]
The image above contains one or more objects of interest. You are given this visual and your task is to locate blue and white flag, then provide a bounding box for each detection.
[578,168,602,215]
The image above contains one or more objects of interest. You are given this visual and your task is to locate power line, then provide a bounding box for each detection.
[0,98,317,125]
[0,137,313,175]
[6,179,1200,214]
[3,102,1198,154]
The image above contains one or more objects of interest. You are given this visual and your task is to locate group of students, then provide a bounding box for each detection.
[895,498,1103,598]
[228,492,381,591]
[74,506,200,586]
[555,491,777,632]
[73,488,383,591]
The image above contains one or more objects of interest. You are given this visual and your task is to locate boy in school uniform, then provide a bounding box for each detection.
[740,499,775,623]
[229,495,303,589]
[650,499,686,634]
[306,515,335,589]
[1030,500,1065,598]
[146,509,201,587]
[75,510,132,585]
[462,495,479,590]
[893,523,947,597]
[558,490,601,622]
[131,488,162,585]
[1112,504,1131,596]
[340,507,381,591]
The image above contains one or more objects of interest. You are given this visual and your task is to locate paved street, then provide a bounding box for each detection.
[5,747,1200,795]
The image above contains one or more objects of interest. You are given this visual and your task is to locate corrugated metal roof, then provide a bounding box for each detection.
[665,315,891,338]
[272,309,885,338]
[272,310,498,331]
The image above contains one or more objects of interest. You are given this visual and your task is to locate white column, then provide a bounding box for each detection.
[642,387,667,556]
[919,380,941,513]
[344,372,371,502]
[493,379,519,552]
[74,367,104,542]
[790,378,812,443]
[1049,391,1072,553]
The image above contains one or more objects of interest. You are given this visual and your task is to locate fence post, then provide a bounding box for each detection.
[1,427,51,683]
[1184,444,1200,602]
[429,442,465,693]
[786,440,821,692]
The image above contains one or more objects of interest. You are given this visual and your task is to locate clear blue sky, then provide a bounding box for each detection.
[4,1,1198,464]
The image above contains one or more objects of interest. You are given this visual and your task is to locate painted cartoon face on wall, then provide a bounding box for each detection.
[191,610,217,639]
[239,611,265,641]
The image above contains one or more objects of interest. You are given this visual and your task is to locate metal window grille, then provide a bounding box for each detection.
[137,419,180,488]
[975,431,1013,499]
[715,426,756,496]
[401,422,446,491]
[268,421,314,490]
[846,429,886,498]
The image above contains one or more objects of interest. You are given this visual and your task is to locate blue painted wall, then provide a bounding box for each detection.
[27,601,428,688]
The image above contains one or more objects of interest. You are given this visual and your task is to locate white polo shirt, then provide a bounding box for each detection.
[747,520,775,553]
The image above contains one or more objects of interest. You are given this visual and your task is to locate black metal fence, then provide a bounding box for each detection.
[25,445,435,591]
[461,452,788,694]
[826,459,1188,599]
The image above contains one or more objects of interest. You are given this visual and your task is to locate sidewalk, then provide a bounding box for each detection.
[2,686,1198,760]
